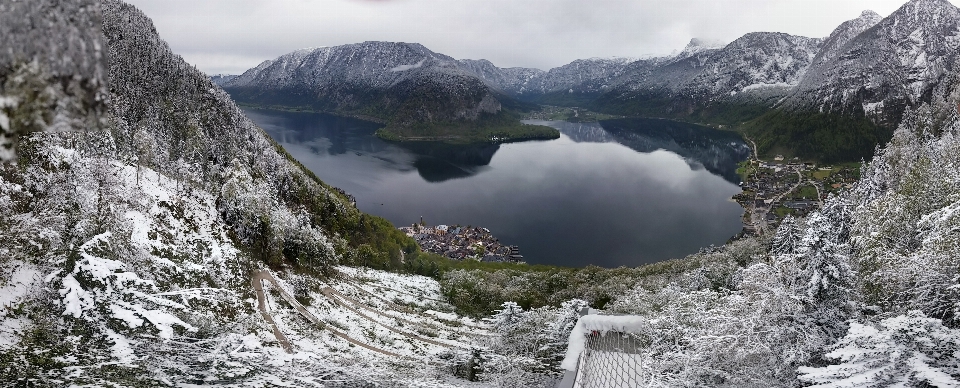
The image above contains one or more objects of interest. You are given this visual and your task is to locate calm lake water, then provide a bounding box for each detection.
[243,108,750,268]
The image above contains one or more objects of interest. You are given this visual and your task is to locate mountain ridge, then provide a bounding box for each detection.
[222,41,559,143]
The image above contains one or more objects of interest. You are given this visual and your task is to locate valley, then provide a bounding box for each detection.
[4,0,960,386]
[244,108,746,268]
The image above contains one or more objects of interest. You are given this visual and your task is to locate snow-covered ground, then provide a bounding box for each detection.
[0,144,496,386]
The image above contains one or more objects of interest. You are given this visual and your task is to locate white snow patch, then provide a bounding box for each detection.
[741,82,795,92]
[0,95,16,132]
[60,274,95,318]
[0,264,41,315]
[390,59,425,72]
[109,303,145,329]
[863,101,884,115]
[105,328,138,364]
[423,309,457,321]
[0,317,28,348]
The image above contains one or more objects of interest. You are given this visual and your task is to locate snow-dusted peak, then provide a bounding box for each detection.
[859,9,881,19]
[225,41,465,90]
[895,0,959,19]
[678,38,726,57]
[786,0,960,127]
[808,9,882,68]
[582,56,640,64]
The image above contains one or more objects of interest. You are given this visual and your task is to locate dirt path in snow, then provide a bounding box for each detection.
[336,275,489,331]
[329,284,494,338]
[251,270,409,358]
[321,286,468,349]
[251,272,295,354]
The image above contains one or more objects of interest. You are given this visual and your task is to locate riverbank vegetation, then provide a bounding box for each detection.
[375,111,559,144]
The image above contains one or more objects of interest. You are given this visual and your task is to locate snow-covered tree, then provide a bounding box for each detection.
[799,311,960,387]
[771,214,803,256]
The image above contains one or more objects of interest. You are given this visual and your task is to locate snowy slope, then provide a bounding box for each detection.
[226,42,462,91]
[672,38,727,61]
[786,0,960,125]
[609,32,823,102]
[521,57,640,96]
[0,1,578,385]
[457,58,545,95]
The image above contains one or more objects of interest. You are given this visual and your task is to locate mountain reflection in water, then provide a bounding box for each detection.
[243,108,747,268]
[525,119,751,184]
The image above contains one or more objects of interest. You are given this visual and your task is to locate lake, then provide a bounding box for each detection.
[243,108,750,268]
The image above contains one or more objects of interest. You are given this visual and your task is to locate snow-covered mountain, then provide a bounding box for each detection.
[223,42,523,130]
[218,0,960,161]
[209,73,237,85]
[456,58,545,94]
[672,38,727,61]
[807,11,883,74]
[786,0,960,125]
[601,32,823,110]
[520,57,639,95]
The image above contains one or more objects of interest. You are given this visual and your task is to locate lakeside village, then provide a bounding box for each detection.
[394,150,861,261]
[734,153,859,236]
[399,219,525,263]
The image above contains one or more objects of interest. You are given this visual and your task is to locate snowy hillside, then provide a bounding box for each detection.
[225,42,462,91]
[0,1,575,385]
[456,59,545,95]
[672,38,727,61]
[6,0,960,386]
[786,0,960,125]
[603,32,823,106]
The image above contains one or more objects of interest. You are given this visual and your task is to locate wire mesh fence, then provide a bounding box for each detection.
[571,331,645,388]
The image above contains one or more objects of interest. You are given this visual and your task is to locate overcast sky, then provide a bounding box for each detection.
[128,0,952,75]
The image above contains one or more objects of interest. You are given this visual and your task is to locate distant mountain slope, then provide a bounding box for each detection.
[449,0,960,162]
[223,42,557,143]
[456,58,544,95]
[742,0,960,161]
[592,32,823,123]
[219,0,960,161]
[787,0,960,123]
[209,73,237,85]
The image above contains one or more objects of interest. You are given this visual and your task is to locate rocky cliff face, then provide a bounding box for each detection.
[605,32,823,107]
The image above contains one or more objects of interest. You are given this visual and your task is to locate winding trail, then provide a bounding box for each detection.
[336,271,489,331]
[251,272,295,354]
[251,270,410,358]
[326,285,494,339]
[321,286,467,349]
